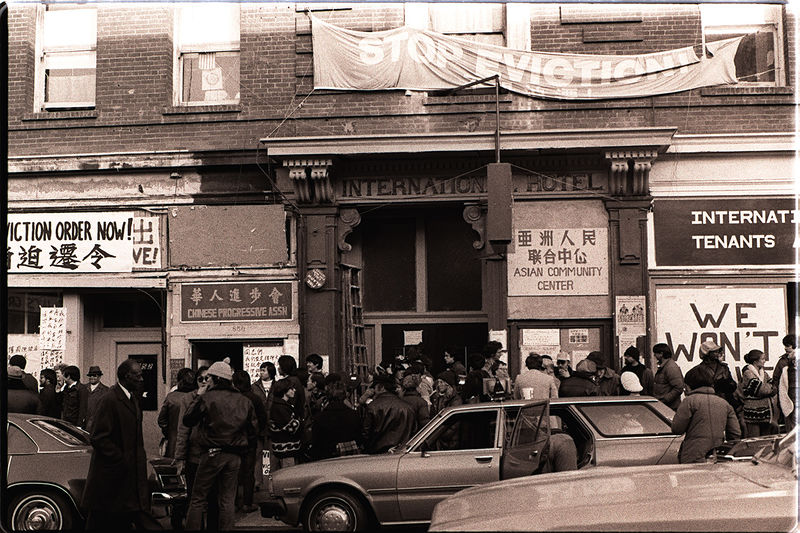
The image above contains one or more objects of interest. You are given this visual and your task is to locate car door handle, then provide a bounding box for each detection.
[474,456,493,463]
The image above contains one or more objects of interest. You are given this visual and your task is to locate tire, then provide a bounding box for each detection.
[302,489,371,532]
[8,490,74,531]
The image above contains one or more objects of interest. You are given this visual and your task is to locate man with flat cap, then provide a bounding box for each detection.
[83,366,109,433]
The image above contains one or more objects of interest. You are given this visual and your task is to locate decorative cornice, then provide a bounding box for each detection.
[284,158,333,204]
[605,150,657,197]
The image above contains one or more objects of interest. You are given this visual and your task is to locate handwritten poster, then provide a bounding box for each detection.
[39,307,66,351]
[8,334,42,382]
[243,344,286,381]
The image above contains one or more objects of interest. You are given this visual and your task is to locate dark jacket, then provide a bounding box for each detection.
[620,363,655,396]
[311,400,363,460]
[21,371,38,393]
[653,358,684,410]
[362,391,417,454]
[81,385,150,513]
[83,382,109,433]
[558,371,599,397]
[8,378,42,414]
[157,384,195,458]
[268,396,302,457]
[252,378,275,438]
[401,389,430,429]
[697,359,739,409]
[596,368,621,396]
[671,386,741,463]
[280,374,306,422]
[39,383,60,418]
[182,383,258,455]
[175,391,204,464]
[61,382,87,427]
[462,369,490,403]
[544,431,578,473]
[242,389,268,447]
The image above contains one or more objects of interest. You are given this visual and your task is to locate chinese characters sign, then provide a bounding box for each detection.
[39,307,66,350]
[181,282,293,322]
[7,212,160,273]
[508,228,608,296]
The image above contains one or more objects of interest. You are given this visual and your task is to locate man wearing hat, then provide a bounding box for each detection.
[586,351,621,396]
[620,346,654,396]
[694,340,739,411]
[558,359,600,397]
[652,343,684,410]
[83,366,109,432]
[430,371,462,418]
[362,372,416,454]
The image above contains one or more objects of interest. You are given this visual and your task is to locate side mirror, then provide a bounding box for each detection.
[419,441,431,457]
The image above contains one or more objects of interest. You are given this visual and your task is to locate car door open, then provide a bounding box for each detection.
[501,400,550,479]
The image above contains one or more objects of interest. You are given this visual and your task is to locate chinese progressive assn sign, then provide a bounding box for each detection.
[180,282,293,322]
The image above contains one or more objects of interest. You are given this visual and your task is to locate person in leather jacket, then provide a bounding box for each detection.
[362,373,417,454]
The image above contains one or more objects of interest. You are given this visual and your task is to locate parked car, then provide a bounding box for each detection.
[429,429,797,532]
[260,396,684,531]
[5,412,186,530]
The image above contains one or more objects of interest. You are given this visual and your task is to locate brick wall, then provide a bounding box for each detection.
[8,3,795,158]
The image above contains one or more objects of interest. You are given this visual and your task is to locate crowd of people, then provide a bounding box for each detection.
[5,332,798,528]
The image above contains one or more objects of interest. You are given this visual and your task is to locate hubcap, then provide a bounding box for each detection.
[14,496,62,530]
[314,500,354,531]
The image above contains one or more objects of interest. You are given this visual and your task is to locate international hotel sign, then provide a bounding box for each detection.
[338,172,607,201]
[181,281,293,322]
[653,198,798,267]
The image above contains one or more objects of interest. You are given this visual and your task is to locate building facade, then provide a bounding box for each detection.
[8,2,797,435]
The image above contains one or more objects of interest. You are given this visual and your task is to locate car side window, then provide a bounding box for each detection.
[421,410,498,451]
[577,403,674,437]
[7,423,38,454]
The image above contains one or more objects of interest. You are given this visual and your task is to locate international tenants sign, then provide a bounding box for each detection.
[311,16,742,100]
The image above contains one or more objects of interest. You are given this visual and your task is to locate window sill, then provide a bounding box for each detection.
[22,109,98,121]
[163,104,241,115]
[700,85,793,96]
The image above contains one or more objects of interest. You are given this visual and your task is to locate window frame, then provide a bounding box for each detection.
[33,4,97,112]
[173,4,241,106]
[7,290,64,335]
[701,4,785,87]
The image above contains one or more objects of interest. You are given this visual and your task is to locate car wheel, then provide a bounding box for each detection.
[303,490,370,532]
[8,490,74,530]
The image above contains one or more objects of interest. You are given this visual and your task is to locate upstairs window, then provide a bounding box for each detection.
[702,3,785,86]
[35,4,97,110]
[406,2,531,51]
[175,4,240,105]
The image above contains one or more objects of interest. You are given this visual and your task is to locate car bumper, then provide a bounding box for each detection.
[260,497,288,520]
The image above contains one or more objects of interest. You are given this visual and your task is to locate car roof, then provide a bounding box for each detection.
[439,395,662,414]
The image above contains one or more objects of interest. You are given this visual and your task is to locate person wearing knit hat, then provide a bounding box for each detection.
[8,364,42,414]
[620,371,643,394]
[558,359,600,397]
[621,346,654,396]
[695,339,739,410]
[430,371,462,418]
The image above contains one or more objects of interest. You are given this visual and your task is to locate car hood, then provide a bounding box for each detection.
[430,461,797,531]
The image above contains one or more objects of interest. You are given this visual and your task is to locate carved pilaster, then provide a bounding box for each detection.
[462,203,486,250]
[337,208,361,252]
[284,158,333,204]
[605,150,657,197]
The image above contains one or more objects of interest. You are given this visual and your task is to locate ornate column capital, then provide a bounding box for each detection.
[337,208,362,252]
[604,150,657,197]
[463,202,486,250]
[283,158,334,204]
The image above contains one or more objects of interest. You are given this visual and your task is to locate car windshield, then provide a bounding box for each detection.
[576,403,674,437]
[31,419,91,446]
[752,429,797,470]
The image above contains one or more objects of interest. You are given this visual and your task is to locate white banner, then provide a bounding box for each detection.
[655,286,786,378]
[8,212,137,273]
[243,344,286,382]
[312,16,742,100]
[508,228,608,296]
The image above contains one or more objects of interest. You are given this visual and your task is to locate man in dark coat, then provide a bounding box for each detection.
[232,370,267,514]
[652,343,684,410]
[9,354,39,393]
[83,366,109,433]
[695,340,739,411]
[60,365,87,428]
[558,359,600,397]
[158,367,196,458]
[8,364,42,414]
[362,373,417,454]
[311,381,363,460]
[82,359,151,530]
[620,346,655,396]
[38,368,60,418]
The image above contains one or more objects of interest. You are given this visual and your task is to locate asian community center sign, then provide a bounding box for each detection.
[311,16,742,100]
